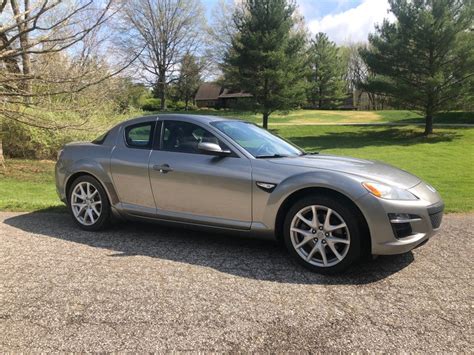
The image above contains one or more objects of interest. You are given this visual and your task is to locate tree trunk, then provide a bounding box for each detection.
[11,0,32,101]
[159,82,166,111]
[0,120,5,170]
[156,69,167,111]
[262,112,269,129]
[424,114,433,135]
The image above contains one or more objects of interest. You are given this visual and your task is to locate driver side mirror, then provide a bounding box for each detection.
[198,142,232,157]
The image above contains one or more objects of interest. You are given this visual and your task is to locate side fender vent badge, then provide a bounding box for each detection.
[256,182,276,192]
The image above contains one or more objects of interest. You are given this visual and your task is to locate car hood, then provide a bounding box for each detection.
[267,154,421,188]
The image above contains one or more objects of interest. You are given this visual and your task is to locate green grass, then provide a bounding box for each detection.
[150,109,474,125]
[1,125,473,213]
[273,125,474,213]
[0,160,65,212]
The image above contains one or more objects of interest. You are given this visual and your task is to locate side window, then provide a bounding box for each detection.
[125,122,155,149]
[161,121,228,154]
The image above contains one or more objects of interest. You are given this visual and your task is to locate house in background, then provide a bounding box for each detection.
[195,83,252,109]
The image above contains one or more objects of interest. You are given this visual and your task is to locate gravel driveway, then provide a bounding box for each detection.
[1,212,472,352]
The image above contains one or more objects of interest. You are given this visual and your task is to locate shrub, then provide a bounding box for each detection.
[2,108,144,159]
[141,98,162,111]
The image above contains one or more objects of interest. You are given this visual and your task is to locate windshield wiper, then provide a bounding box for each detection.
[255,154,289,159]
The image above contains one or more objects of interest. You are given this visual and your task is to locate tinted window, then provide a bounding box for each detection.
[161,121,227,154]
[125,122,154,149]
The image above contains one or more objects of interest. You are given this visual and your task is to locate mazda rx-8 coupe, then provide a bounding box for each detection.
[55,114,444,273]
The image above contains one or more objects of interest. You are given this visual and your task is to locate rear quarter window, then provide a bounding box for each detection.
[125,122,155,149]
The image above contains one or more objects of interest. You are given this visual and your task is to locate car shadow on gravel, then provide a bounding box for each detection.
[4,212,414,285]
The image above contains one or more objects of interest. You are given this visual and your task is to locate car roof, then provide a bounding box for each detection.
[116,114,241,128]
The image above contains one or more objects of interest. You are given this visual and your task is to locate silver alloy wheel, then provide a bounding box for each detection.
[71,182,102,226]
[290,205,351,267]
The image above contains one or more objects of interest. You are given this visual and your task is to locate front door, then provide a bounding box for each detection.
[148,120,252,229]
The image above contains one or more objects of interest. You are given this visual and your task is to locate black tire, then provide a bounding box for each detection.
[283,194,362,274]
[67,175,111,231]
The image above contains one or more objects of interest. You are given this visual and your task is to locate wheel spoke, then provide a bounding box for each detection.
[87,208,94,223]
[73,192,84,200]
[291,227,312,236]
[89,189,98,199]
[296,212,313,228]
[319,244,328,265]
[79,184,86,199]
[327,236,350,245]
[323,208,333,230]
[79,206,88,218]
[306,244,319,261]
[73,203,87,214]
[327,241,343,260]
[311,206,319,228]
[326,222,347,232]
[295,235,314,249]
[91,205,100,216]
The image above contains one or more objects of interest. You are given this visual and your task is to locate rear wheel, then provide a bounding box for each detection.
[68,175,111,231]
[283,194,362,274]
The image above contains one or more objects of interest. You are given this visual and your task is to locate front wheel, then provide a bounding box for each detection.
[68,175,111,231]
[283,195,362,274]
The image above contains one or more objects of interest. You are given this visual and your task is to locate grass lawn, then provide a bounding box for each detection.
[274,125,474,213]
[1,125,473,213]
[151,109,474,125]
[0,160,65,212]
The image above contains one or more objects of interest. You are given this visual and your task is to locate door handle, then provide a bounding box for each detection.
[153,164,173,173]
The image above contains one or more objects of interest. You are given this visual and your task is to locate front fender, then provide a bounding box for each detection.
[256,170,369,232]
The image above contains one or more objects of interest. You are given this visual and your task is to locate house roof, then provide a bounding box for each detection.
[195,83,222,100]
[195,83,252,101]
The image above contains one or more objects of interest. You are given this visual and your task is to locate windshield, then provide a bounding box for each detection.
[212,121,303,158]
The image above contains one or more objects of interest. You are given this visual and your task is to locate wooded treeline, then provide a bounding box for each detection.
[0,0,473,162]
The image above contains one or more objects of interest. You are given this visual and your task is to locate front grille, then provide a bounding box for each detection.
[429,211,443,229]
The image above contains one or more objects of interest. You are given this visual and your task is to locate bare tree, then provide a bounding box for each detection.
[0,0,135,165]
[115,0,205,110]
[343,43,387,110]
[206,0,236,71]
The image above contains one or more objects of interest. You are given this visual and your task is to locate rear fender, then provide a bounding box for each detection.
[65,159,119,205]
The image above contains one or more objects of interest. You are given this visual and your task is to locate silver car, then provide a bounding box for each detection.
[55,114,444,273]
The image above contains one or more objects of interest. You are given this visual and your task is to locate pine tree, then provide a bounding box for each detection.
[307,33,346,109]
[223,0,307,128]
[360,0,474,135]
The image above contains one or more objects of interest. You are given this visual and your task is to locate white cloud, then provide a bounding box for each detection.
[307,0,394,44]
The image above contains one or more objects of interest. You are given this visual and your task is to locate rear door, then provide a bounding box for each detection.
[148,119,253,229]
[110,119,157,215]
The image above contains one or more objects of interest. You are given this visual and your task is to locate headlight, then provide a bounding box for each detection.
[362,182,418,200]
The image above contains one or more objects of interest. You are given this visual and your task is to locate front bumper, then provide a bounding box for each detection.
[357,182,444,255]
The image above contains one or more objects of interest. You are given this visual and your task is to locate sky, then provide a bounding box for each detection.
[203,0,393,44]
